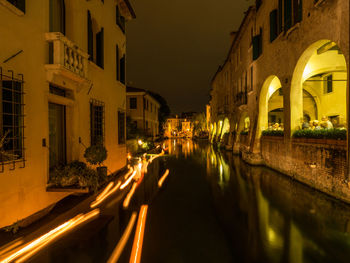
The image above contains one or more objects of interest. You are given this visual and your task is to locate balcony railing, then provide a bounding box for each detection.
[45,32,89,80]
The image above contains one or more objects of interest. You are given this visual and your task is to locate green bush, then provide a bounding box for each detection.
[49,161,102,192]
[240,130,248,135]
[262,130,284,136]
[292,129,346,140]
[84,144,107,166]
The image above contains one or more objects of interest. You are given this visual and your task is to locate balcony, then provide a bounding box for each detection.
[45,32,90,90]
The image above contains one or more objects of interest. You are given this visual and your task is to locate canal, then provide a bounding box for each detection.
[27,139,350,262]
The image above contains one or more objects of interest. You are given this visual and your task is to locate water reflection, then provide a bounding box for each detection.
[165,139,350,263]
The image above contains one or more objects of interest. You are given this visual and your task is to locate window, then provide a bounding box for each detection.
[284,0,302,32]
[96,28,104,69]
[116,5,126,33]
[324,74,333,93]
[118,111,125,144]
[6,0,25,13]
[130,97,137,109]
[1,79,24,163]
[49,0,65,34]
[256,0,262,11]
[250,66,253,91]
[90,100,105,145]
[150,103,153,112]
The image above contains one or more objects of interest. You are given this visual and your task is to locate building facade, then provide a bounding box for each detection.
[0,0,135,228]
[126,87,160,138]
[210,0,349,202]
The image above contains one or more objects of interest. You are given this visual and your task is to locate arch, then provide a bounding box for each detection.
[257,76,283,138]
[220,118,230,139]
[290,40,348,131]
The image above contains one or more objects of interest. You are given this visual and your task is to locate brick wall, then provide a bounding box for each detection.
[261,137,350,203]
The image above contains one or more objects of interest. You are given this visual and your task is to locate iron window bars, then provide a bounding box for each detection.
[90,99,105,146]
[0,67,25,172]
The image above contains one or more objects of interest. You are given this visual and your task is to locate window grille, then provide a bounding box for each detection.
[90,99,105,146]
[130,97,137,109]
[0,67,25,171]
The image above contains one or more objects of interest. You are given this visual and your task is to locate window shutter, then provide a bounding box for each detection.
[252,35,260,60]
[278,0,283,34]
[87,11,93,61]
[284,0,292,31]
[120,55,126,84]
[270,9,278,42]
[297,0,303,23]
[96,28,104,68]
[116,45,120,81]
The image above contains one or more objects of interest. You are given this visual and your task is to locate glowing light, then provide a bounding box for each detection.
[0,239,23,257]
[123,182,138,208]
[96,182,114,201]
[90,181,121,208]
[138,140,143,146]
[107,212,138,263]
[127,153,132,160]
[120,171,137,189]
[130,205,148,263]
[124,167,134,179]
[1,209,100,263]
[158,169,170,188]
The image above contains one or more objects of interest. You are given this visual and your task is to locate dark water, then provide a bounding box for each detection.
[29,139,350,262]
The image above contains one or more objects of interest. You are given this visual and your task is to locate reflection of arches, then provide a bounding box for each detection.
[257,76,282,138]
[212,123,217,137]
[221,118,230,139]
[290,40,348,131]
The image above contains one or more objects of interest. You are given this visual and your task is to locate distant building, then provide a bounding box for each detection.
[126,87,160,138]
[0,0,135,228]
[164,115,193,138]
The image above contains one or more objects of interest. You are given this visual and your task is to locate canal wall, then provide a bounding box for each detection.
[260,137,350,204]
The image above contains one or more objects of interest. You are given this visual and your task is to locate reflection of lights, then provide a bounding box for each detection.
[127,153,132,160]
[0,239,24,258]
[124,167,134,179]
[2,209,100,263]
[90,181,121,208]
[219,164,223,176]
[267,227,276,243]
[130,205,148,263]
[138,140,143,146]
[120,171,137,189]
[107,212,138,263]
[158,169,170,188]
[96,182,114,201]
[123,182,138,208]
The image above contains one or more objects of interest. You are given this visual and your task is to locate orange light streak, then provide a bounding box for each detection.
[96,182,114,201]
[120,170,137,190]
[124,167,134,179]
[158,169,170,188]
[123,182,138,208]
[0,239,23,257]
[90,181,121,208]
[107,212,138,263]
[129,205,148,263]
[1,209,100,263]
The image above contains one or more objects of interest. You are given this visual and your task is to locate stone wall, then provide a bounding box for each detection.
[261,137,350,203]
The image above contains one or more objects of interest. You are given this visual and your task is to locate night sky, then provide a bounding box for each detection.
[126,0,254,114]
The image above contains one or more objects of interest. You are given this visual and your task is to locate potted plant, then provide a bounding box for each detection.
[84,144,108,178]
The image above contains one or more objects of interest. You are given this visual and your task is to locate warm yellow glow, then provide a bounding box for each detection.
[123,182,138,208]
[96,182,114,201]
[127,153,132,160]
[107,212,138,263]
[120,171,137,190]
[130,205,148,263]
[0,239,24,258]
[90,181,121,208]
[158,169,170,188]
[124,167,134,179]
[137,139,143,146]
[1,209,100,263]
